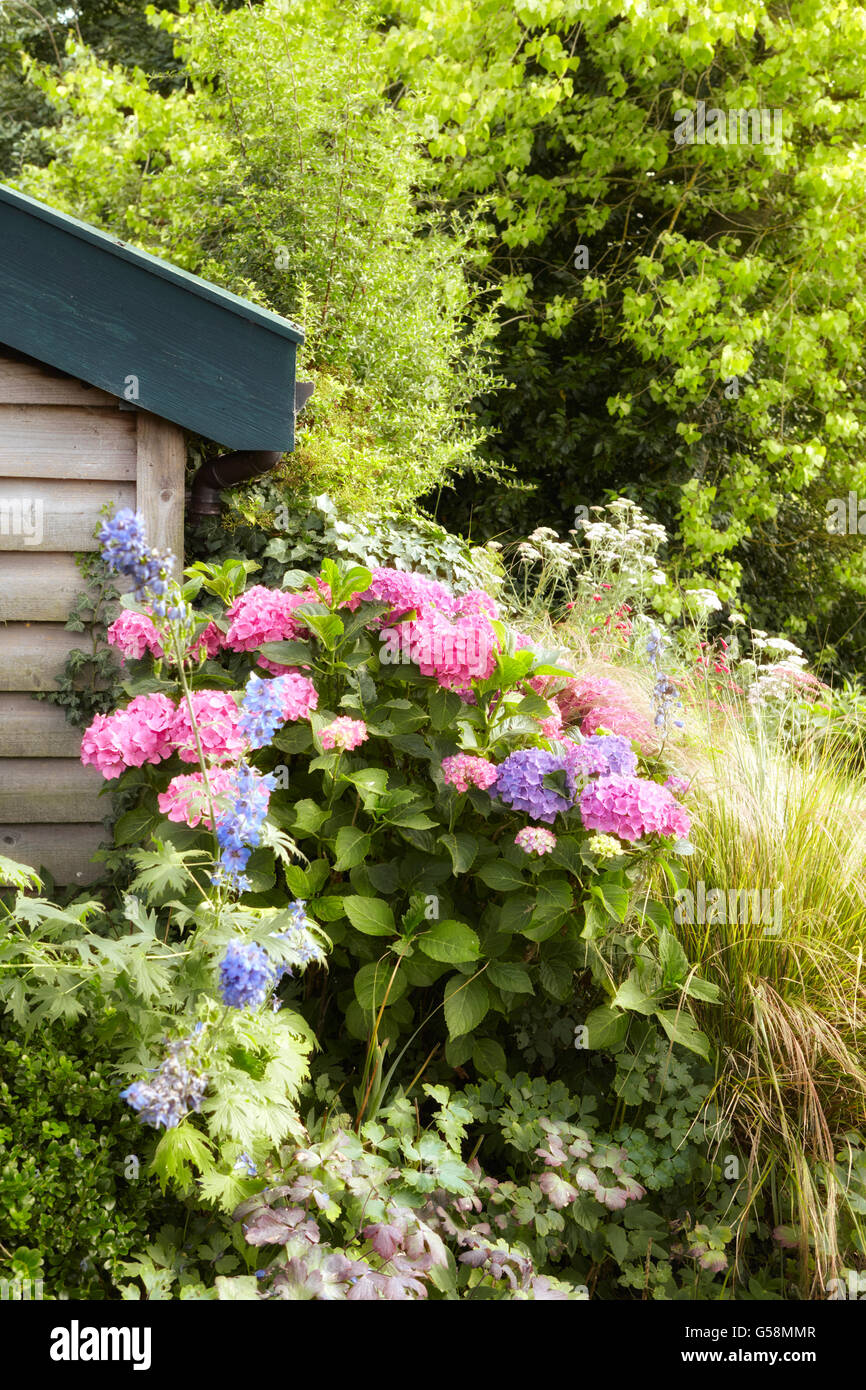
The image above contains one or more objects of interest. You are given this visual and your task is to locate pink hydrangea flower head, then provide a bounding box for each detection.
[319,717,368,751]
[449,588,500,621]
[514,826,557,856]
[171,690,247,763]
[362,567,452,624]
[664,775,691,797]
[257,656,294,676]
[408,611,498,695]
[580,703,656,752]
[107,610,165,662]
[441,753,498,794]
[579,775,691,843]
[81,693,176,778]
[554,676,626,725]
[225,585,310,652]
[277,672,319,722]
[158,769,240,828]
[81,711,128,779]
[121,693,177,763]
[195,621,225,660]
[538,701,563,740]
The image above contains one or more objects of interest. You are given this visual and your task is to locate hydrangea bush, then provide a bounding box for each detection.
[1,511,719,1238]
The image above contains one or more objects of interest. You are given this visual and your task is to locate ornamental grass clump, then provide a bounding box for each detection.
[660,707,866,1292]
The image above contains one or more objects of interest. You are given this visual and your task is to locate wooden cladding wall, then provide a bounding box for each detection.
[0,347,186,884]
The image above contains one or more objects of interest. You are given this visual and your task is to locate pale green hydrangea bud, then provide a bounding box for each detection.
[588,833,623,860]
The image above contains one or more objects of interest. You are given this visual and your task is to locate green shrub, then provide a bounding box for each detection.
[0,1030,183,1298]
[13,0,499,508]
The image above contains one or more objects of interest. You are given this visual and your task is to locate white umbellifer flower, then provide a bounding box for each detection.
[684,587,724,615]
[761,637,804,657]
[728,611,746,626]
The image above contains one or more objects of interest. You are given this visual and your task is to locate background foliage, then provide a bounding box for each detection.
[381,0,866,673]
[6,0,498,509]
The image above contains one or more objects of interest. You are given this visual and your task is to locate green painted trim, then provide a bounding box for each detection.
[0,182,305,450]
[0,183,303,344]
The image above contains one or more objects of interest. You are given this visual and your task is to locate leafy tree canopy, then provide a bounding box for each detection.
[383,0,866,670]
[7,0,500,510]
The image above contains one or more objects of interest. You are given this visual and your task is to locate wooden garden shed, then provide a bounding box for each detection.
[0,182,306,885]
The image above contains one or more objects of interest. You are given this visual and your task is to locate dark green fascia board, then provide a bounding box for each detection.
[0,182,305,451]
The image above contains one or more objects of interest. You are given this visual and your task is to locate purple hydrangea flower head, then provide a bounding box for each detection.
[494,748,577,824]
[219,938,275,1008]
[564,734,638,779]
[579,775,691,843]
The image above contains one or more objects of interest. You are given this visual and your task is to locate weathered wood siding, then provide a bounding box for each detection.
[0,347,185,884]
